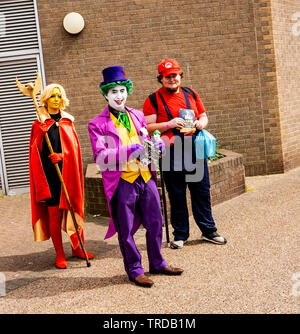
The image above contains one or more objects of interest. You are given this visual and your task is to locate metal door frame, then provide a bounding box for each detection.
[0,127,7,195]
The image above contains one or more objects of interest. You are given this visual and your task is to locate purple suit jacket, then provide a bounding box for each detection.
[88,105,157,239]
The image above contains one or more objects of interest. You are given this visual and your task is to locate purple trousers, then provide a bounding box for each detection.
[111,176,167,279]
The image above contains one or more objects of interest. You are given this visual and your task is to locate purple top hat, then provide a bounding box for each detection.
[100,66,130,87]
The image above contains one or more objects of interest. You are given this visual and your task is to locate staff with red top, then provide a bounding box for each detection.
[143,59,227,249]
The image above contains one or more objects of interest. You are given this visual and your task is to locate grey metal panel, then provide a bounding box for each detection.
[0,0,46,195]
[0,0,39,55]
[0,56,39,194]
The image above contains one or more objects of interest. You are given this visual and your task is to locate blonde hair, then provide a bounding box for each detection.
[39,83,69,110]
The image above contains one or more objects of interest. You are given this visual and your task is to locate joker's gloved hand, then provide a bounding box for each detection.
[127,144,144,159]
[49,153,64,164]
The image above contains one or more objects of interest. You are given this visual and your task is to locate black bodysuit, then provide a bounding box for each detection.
[41,112,63,206]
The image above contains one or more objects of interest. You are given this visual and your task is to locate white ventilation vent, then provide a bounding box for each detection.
[0,57,40,193]
[0,0,45,195]
[0,0,39,56]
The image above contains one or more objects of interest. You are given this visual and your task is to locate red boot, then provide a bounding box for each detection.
[48,206,67,269]
[72,229,94,260]
[72,247,94,260]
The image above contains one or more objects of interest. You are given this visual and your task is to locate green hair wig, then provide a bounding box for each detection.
[100,80,133,96]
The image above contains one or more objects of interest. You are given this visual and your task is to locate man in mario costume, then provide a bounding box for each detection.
[143,59,227,249]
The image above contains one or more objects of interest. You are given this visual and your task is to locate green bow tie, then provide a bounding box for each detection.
[117,112,131,132]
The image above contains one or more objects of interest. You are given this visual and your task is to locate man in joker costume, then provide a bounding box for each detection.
[29,83,94,269]
[88,66,183,287]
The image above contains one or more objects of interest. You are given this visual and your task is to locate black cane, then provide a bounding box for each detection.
[159,157,170,246]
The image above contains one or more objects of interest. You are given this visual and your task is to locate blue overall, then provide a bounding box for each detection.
[159,89,217,241]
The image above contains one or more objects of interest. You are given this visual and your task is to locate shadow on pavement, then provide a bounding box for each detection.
[4,274,129,299]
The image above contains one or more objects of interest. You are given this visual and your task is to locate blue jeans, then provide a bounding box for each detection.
[163,159,217,241]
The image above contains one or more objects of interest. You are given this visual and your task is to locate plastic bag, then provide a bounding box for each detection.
[195,129,216,159]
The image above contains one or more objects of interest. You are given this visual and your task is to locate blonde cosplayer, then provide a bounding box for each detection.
[40,84,69,111]
[29,82,94,269]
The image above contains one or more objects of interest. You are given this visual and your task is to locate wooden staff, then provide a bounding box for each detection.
[16,73,91,267]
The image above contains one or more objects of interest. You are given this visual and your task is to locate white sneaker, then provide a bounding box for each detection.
[170,240,185,249]
[201,232,227,245]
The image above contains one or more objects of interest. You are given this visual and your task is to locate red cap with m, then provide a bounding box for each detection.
[158,59,181,77]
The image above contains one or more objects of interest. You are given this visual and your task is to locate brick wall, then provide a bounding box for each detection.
[270,0,300,171]
[251,0,283,175]
[36,0,299,176]
[209,149,246,205]
[85,164,110,217]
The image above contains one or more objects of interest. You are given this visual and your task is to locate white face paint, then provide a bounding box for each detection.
[105,85,128,111]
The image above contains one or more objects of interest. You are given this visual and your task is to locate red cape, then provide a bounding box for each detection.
[29,112,85,248]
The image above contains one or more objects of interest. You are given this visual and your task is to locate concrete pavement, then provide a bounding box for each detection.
[0,167,299,313]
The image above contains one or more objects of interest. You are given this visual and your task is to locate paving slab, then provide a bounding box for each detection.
[0,167,299,314]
